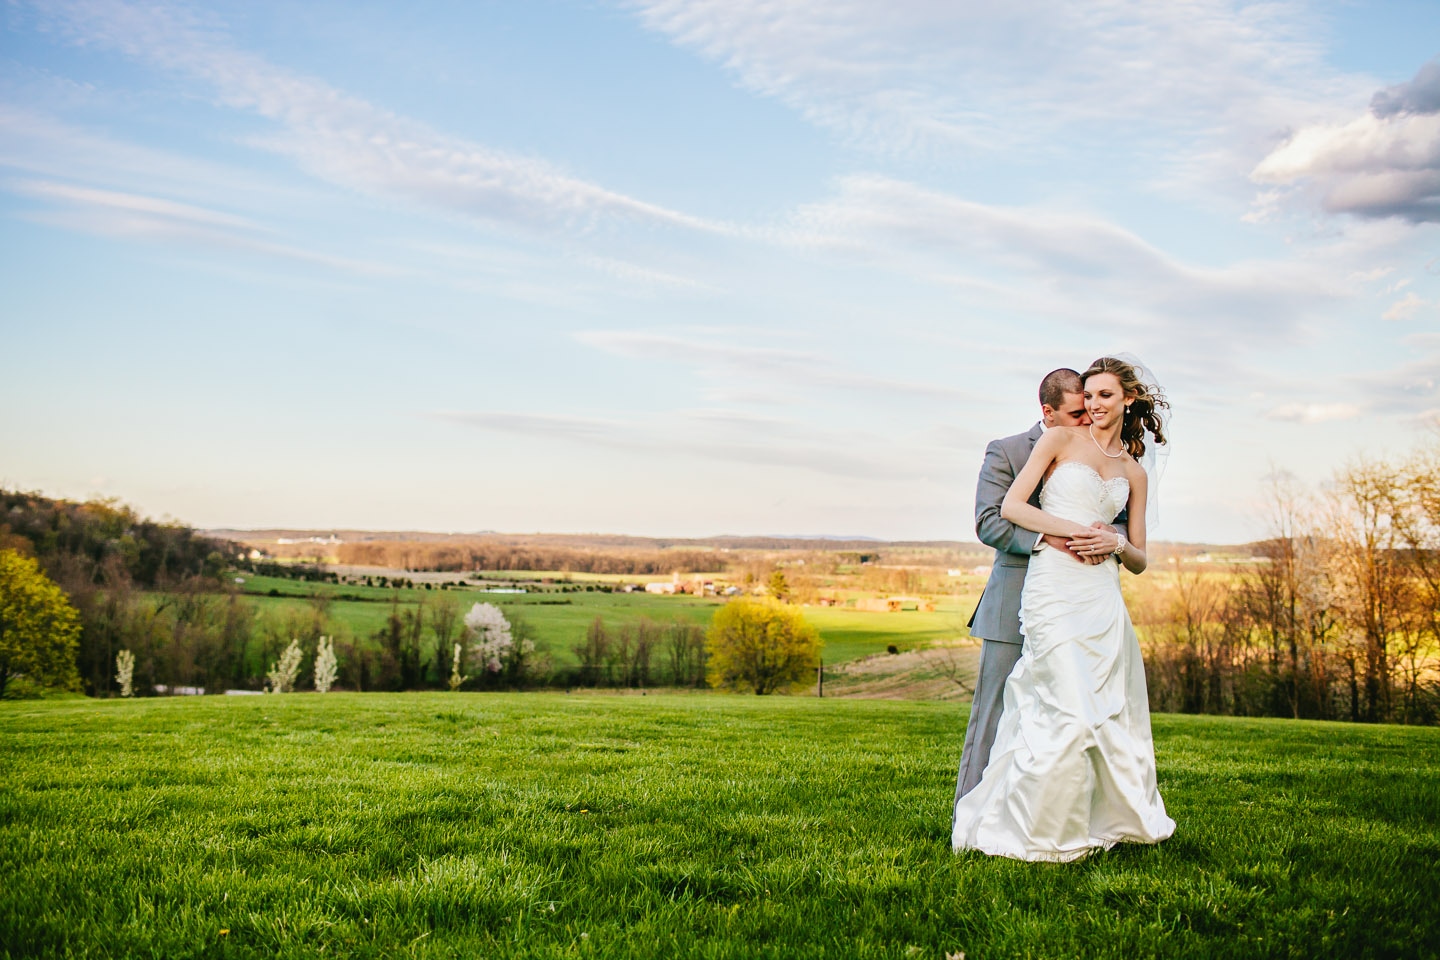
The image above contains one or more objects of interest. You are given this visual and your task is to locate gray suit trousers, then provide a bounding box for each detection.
[953,638,1024,803]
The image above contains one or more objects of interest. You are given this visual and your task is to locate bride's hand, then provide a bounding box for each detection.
[1067,523,1120,560]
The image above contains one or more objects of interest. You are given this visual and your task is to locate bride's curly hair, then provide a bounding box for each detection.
[1083,357,1169,459]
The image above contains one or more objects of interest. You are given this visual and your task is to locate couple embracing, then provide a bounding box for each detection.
[952,356,1176,862]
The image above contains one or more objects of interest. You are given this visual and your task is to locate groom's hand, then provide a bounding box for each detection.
[1042,533,1091,563]
[1067,522,1119,562]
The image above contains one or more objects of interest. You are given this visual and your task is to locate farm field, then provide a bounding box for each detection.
[2,695,1437,959]
[234,574,981,669]
[804,603,974,665]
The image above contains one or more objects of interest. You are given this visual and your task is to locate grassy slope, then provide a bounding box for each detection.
[2,695,1436,959]
[237,575,977,668]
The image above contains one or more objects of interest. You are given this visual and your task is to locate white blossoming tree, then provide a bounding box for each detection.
[313,636,338,693]
[448,642,465,692]
[267,639,304,693]
[115,649,135,698]
[464,603,513,673]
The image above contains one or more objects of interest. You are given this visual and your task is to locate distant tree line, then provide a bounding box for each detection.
[1135,448,1440,725]
[336,541,725,575]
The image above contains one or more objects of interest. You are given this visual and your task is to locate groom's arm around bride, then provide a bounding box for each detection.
[953,369,1090,805]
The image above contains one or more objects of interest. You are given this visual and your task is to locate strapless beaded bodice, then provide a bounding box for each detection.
[1040,461,1129,526]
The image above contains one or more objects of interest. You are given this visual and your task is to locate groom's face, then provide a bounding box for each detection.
[1042,392,1091,428]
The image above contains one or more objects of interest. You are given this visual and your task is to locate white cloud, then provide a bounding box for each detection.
[1383,291,1432,321]
[1350,266,1396,283]
[36,0,719,237]
[1264,402,1360,423]
[1252,58,1440,223]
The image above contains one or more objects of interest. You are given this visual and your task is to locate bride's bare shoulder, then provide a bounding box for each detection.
[1124,456,1148,485]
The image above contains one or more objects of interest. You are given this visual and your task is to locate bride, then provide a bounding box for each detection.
[951,356,1176,861]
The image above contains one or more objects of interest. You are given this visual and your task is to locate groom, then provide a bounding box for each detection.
[953,368,1125,803]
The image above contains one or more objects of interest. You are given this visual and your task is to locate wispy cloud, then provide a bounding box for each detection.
[627,0,1341,159]
[577,328,970,401]
[577,256,716,294]
[10,178,400,274]
[1383,291,1433,321]
[768,175,1337,346]
[1350,336,1440,414]
[35,0,720,237]
[0,104,302,208]
[1265,402,1360,424]
[430,407,957,481]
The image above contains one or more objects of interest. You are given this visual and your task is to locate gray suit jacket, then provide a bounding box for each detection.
[968,423,1044,645]
[967,422,1130,645]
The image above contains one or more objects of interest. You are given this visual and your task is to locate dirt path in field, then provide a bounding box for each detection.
[822,643,982,700]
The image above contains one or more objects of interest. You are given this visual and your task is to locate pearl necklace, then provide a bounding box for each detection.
[1089,425,1124,459]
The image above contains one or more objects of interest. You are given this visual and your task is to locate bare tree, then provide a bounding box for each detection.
[428,593,461,687]
[663,621,707,687]
[1386,450,1440,722]
[1327,459,1407,722]
[573,617,609,687]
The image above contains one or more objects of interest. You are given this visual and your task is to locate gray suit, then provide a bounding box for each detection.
[954,422,1044,803]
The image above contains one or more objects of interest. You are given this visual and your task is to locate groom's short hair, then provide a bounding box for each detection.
[1039,368,1083,409]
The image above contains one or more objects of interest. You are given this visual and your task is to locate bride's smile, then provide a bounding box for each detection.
[1083,372,1128,432]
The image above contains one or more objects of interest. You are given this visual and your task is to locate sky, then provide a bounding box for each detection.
[2,1,1438,543]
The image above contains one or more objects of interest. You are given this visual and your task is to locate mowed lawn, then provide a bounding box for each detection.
[2,696,1437,959]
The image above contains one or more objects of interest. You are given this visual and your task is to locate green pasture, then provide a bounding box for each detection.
[805,603,975,665]
[2,695,1436,959]
[235,574,979,669]
[238,575,718,665]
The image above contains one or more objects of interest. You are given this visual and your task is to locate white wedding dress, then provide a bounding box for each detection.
[952,460,1175,861]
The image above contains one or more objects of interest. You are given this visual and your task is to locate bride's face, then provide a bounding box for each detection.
[1083,373,1127,430]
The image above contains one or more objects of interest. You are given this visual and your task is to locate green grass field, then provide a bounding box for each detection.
[236,575,978,668]
[2,695,1436,958]
[804,604,972,665]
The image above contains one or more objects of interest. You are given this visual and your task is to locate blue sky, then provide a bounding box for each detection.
[2,1,1438,542]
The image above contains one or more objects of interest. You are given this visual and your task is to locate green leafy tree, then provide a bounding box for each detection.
[0,549,82,697]
[706,597,821,695]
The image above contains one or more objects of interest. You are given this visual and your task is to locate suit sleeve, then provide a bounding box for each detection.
[974,439,1040,558]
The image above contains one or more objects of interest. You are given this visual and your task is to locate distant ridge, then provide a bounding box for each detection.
[204,528,1252,555]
